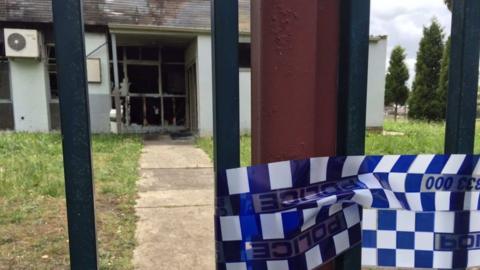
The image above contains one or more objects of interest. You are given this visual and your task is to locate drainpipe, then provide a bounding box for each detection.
[111,33,122,133]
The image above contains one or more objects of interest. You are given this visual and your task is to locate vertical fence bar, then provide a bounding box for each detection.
[51,0,99,269]
[337,0,371,156]
[336,0,371,269]
[211,0,240,269]
[445,0,480,154]
[211,0,240,180]
[211,0,240,170]
[444,2,480,268]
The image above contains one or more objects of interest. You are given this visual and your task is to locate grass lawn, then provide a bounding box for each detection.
[0,133,143,270]
[196,120,480,166]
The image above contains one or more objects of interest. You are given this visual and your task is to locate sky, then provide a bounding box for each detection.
[370,0,452,86]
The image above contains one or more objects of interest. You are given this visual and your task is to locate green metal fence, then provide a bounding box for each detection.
[50,0,480,269]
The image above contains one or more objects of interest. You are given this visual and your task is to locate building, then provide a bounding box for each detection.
[0,0,386,135]
[367,35,388,129]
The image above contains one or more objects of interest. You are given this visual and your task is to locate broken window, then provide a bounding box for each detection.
[0,61,9,100]
[0,60,14,130]
[239,43,251,68]
[146,98,162,125]
[162,47,184,63]
[0,31,9,100]
[162,64,185,95]
[126,46,140,60]
[46,45,58,100]
[141,47,159,61]
[0,31,14,130]
[0,33,5,58]
[109,44,191,130]
[127,65,159,94]
[129,97,162,126]
[45,44,61,130]
[163,97,186,126]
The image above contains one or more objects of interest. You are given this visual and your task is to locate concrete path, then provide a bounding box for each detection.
[133,135,214,270]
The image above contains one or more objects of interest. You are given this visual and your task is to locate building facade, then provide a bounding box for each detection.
[366,35,388,129]
[0,0,386,135]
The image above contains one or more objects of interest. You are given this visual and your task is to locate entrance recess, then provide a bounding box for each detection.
[110,34,196,133]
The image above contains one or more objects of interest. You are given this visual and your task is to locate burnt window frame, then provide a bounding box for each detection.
[0,32,11,101]
[238,42,251,69]
[0,30,15,130]
[46,43,59,101]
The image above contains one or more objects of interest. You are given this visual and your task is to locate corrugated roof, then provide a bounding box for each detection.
[0,0,251,33]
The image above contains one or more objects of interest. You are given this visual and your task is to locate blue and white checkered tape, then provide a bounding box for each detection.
[215,154,480,269]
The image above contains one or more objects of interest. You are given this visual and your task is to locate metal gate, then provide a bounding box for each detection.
[51,0,480,269]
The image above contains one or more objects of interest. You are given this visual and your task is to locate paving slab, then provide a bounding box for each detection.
[133,137,215,270]
[136,189,213,208]
[138,168,213,192]
[134,206,214,270]
[140,138,212,169]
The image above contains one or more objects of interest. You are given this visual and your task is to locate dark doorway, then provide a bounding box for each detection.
[127,65,159,94]
[109,43,194,132]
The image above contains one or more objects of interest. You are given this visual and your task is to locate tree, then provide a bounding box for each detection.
[444,0,452,11]
[408,19,445,121]
[435,37,451,119]
[385,46,409,121]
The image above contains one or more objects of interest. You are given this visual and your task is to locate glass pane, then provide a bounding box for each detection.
[126,46,140,60]
[162,47,184,63]
[162,64,185,94]
[127,65,159,94]
[0,103,14,130]
[141,47,159,61]
[0,61,10,100]
[163,97,186,126]
[239,43,251,68]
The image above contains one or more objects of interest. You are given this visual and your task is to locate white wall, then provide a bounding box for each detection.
[239,69,251,134]
[195,36,388,135]
[196,35,214,136]
[85,32,111,133]
[10,58,50,131]
[366,37,388,128]
[8,31,111,133]
[195,35,252,136]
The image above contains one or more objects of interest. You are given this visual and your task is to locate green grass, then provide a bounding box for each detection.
[0,133,143,270]
[196,135,252,167]
[366,120,446,155]
[196,120,480,167]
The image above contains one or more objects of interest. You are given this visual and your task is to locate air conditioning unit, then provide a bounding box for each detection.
[3,28,40,58]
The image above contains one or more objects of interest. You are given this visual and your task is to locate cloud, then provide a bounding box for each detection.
[405,58,416,77]
[371,0,451,86]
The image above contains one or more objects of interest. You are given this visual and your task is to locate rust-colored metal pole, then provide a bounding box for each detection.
[251,0,340,269]
[251,0,339,163]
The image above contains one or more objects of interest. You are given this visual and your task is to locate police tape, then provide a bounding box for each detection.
[215,154,480,269]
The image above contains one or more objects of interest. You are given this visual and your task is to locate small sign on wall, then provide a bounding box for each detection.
[87,58,101,83]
